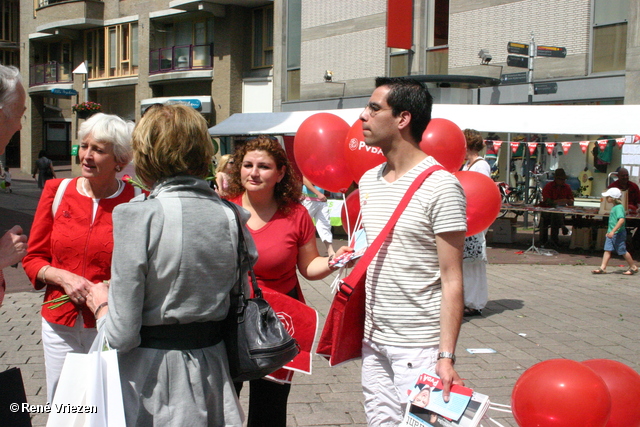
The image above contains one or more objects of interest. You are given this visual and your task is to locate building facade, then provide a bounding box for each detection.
[17,0,274,173]
[11,0,640,175]
[275,0,639,113]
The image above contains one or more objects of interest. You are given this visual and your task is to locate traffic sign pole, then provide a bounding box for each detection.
[528,33,535,105]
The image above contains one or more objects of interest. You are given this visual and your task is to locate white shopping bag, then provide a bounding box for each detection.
[46,329,126,427]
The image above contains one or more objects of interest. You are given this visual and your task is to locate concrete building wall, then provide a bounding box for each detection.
[299,1,385,100]
[449,0,590,79]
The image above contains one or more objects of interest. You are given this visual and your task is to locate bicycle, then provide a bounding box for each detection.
[500,172,546,227]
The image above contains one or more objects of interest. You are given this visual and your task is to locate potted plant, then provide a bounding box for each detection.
[72,101,102,119]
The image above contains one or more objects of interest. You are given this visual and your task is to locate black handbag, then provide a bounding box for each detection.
[222,201,299,382]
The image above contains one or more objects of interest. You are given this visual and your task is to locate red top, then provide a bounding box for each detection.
[229,196,315,297]
[609,180,640,209]
[22,178,137,328]
[542,181,574,203]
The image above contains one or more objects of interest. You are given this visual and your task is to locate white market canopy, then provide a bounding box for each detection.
[209,104,640,137]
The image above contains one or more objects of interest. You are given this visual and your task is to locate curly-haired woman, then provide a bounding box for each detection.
[226,135,351,427]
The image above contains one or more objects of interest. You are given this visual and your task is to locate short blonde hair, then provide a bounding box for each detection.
[132,104,213,185]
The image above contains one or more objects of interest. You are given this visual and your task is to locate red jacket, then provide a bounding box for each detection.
[23,178,136,328]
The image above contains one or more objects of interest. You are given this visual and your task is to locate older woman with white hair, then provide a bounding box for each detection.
[23,113,137,403]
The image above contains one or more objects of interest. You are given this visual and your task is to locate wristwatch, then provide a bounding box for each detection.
[437,352,456,364]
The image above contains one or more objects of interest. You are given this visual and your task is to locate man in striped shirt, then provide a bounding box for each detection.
[358,77,467,426]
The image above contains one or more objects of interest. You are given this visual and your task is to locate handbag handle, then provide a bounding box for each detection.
[221,199,262,300]
[340,165,444,294]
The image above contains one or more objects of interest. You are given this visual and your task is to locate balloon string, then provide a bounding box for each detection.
[342,192,351,241]
[488,402,511,408]
[348,210,363,247]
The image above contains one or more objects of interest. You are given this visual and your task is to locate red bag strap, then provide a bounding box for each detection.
[340,164,444,293]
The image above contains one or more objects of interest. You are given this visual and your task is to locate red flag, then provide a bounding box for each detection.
[562,142,573,154]
[510,141,520,153]
[494,141,502,157]
[579,141,590,153]
[545,142,556,155]
[261,288,318,377]
[527,142,537,155]
[597,139,608,151]
[616,137,625,149]
[634,134,640,143]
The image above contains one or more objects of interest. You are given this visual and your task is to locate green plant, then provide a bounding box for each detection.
[72,101,102,113]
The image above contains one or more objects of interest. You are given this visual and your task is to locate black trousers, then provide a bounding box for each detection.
[234,379,292,427]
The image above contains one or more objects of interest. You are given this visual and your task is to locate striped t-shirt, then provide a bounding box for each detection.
[359,156,467,347]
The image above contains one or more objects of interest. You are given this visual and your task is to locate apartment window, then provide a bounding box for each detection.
[425,0,449,75]
[592,0,628,73]
[86,22,138,79]
[1,0,19,44]
[252,5,274,69]
[286,0,301,100]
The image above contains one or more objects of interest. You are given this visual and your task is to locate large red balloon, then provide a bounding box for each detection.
[294,113,352,193]
[582,359,640,427]
[343,120,386,183]
[453,171,501,236]
[512,359,611,427]
[340,189,361,236]
[420,118,466,173]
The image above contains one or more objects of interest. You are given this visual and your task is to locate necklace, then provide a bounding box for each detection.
[82,178,122,199]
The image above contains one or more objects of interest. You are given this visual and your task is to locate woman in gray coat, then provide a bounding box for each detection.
[87,103,256,426]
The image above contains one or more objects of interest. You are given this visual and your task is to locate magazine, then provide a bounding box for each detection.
[400,372,490,427]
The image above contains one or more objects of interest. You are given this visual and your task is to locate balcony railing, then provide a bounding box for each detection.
[37,0,102,8]
[149,44,213,74]
[29,61,73,86]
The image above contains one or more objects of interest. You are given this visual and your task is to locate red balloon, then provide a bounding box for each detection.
[582,359,640,427]
[294,113,352,193]
[340,189,361,235]
[453,171,501,236]
[512,359,611,427]
[343,120,386,183]
[420,118,466,173]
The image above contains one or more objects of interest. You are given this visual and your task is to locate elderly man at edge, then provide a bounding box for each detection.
[358,77,466,426]
[0,64,28,303]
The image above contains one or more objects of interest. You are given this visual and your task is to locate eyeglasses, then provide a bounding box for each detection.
[364,102,391,117]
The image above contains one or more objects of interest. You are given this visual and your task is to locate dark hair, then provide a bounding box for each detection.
[38,150,46,158]
[375,77,433,143]
[463,129,484,153]
[226,135,302,213]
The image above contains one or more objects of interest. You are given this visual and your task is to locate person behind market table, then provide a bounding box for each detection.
[592,187,638,275]
[358,77,466,426]
[461,129,491,317]
[0,64,28,305]
[87,103,253,426]
[225,135,353,427]
[608,167,640,212]
[302,176,335,257]
[539,168,574,248]
[32,150,57,189]
[22,113,137,403]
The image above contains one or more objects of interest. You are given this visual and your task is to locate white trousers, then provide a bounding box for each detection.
[302,199,333,243]
[361,338,438,426]
[41,316,97,403]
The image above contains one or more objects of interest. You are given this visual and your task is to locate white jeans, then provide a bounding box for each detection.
[41,316,97,403]
[302,199,333,243]
[361,338,438,427]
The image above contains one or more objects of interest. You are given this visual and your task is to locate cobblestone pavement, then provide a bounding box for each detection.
[2,169,639,426]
